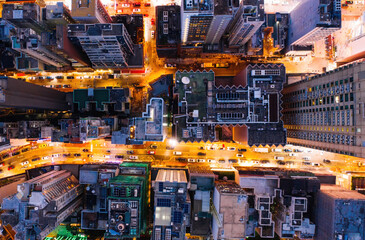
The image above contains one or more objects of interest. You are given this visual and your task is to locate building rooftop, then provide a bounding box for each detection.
[215,180,247,195]
[155,169,187,183]
[214,0,240,15]
[188,165,215,176]
[320,184,365,200]
[156,6,181,48]
[183,0,214,12]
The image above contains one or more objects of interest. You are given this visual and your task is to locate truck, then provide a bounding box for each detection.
[254,148,269,153]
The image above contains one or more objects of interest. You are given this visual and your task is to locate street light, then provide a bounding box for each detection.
[168,138,178,148]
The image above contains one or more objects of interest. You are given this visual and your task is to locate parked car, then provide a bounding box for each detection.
[127,150,134,154]
[198,152,206,156]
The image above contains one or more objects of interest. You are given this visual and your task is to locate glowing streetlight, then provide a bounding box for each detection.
[168,138,178,148]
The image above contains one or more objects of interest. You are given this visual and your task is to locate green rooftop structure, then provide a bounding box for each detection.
[105,162,150,239]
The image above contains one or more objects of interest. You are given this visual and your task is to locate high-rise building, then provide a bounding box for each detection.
[173,64,287,146]
[282,61,365,157]
[0,77,68,110]
[68,23,135,69]
[1,170,83,240]
[315,184,365,240]
[228,0,264,51]
[181,0,214,45]
[156,5,181,58]
[71,0,111,23]
[211,180,250,240]
[204,0,240,45]
[287,0,341,55]
[152,169,190,240]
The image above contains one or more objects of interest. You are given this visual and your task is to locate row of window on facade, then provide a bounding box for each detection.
[283,109,353,126]
[287,131,356,146]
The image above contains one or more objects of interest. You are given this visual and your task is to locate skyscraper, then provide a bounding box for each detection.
[68,23,134,69]
[228,0,265,51]
[71,0,112,23]
[282,61,365,157]
[1,170,83,240]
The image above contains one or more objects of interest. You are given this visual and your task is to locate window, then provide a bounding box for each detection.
[157,198,171,207]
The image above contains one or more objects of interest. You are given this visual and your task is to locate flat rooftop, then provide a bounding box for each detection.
[320,184,365,200]
[156,169,187,183]
[215,180,247,195]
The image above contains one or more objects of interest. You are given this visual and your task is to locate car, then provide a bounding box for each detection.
[121,3,130,7]
[197,159,206,163]
[117,9,123,13]
[55,85,62,88]
[173,151,182,155]
[254,160,260,165]
[302,156,311,160]
[46,76,54,80]
[303,161,311,165]
[274,156,284,160]
[52,154,60,158]
[104,155,111,159]
[129,155,138,160]
[133,2,141,7]
[276,160,285,165]
[87,154,94,158]
[283,149,292,152]
[323,159,331,164]
[236,154,244,158]
[20,161,29,166]
[164,63,177,68]
[21,148,29,153]
[199,146,204,150]
[260,160,270,164]
[127,150,134,154]
[151,18,155,25]
[13,151,20,156]
[177,158,187,162]
[63,153,71,157]
[286,161,295,165]
[188,159,195,163]
[82,149,89,152]
[228,147,236,151]
[42,156,49,160]
[207,159,216,163]
[312,163,320,167]
[74,153,81,157]
[289,153,297,156]
[2,154,9,159]
[75,76,83,79]
[56,76,64,79]
[294,149,303,152]
[151,31,155,38]
[150,144,158,149]
[106,150,111,153]
[115,155,124,159]
[228,159,238,164]
[32,157,40,162]
[66,76,74,79]
[144,3,151,6]
[219,147,225,150]
[133,8,141,12]
[0,162,4,167]
[148,150,155,155]
[238,148,247,152]
[143,13,149,17]
[197,152,206,156]
[8,165,15,170]
[63,84,71,88]
[218,159,225,164]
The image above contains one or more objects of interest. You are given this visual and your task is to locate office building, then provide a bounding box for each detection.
[156,5,181,58]
[173,64,286,146]
[315,184,365,240]
[188,165,215,237]
[181,0,214,44]
[204,0,240,46]
[71,0,111,23]
[152,169,190,240]
[0,77,68,110]
[129,98,165,144]
[212,180,250,240]
[264,13,289,54]
[2,3,46,34]
[1,170,83,240]
[282,61,365,157]
[228,0,265,52]
[68,23,134,69]
[287,0,341,55]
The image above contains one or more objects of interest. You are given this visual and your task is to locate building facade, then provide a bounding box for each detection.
[71,0,112,23]
[282,61,365,157]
